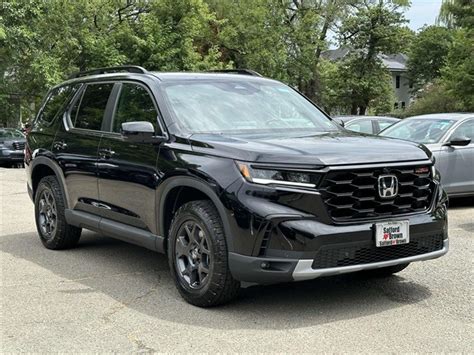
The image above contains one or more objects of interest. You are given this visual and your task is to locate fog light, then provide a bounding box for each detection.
[261,261,270,269]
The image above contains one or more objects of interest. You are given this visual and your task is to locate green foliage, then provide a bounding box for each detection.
[0,0,472,126]
[440,29,474,111]
[403,81,460,116]
[439,0,474,29]
[333,0,409,114]
[413,0,474,113]
[407,26,453,91]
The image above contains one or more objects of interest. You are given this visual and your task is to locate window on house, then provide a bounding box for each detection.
[394,102,399,109]
[396,75,400,89]
[401,102,406,109]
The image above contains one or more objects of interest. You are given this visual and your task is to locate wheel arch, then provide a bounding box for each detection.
[159,176,235,252]
[30,156,70,208]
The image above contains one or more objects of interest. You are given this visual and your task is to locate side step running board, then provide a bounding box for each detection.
[65,209,165,253]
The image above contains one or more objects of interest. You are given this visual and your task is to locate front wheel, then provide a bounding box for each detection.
[167,200,240,307]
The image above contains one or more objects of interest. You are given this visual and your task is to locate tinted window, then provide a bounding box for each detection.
[113,83,158,133]
[38,85,78,124]
[450,120,474,141]
[73,83,114,130]
[346,119,373,134]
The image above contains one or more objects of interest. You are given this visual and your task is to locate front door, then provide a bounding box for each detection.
[437,119,474,195]
[97,82,163,233]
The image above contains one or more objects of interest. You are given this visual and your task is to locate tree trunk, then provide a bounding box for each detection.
[350,103,358,115]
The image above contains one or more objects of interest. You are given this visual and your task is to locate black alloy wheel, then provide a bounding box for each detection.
[175,220,212,289]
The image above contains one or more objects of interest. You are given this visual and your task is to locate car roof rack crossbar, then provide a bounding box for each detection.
[68,65,148,79]
[207,69,263,77]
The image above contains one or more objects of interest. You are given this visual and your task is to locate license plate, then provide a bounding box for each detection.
[375,221,409,247]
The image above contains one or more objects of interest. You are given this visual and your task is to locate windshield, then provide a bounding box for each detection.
[380,119,455,144]
[161,80,338,135]
[0,129,25,139]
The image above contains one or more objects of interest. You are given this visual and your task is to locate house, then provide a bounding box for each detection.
[322,48,412,110]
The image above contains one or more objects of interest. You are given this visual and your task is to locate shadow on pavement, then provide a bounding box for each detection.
[448,196,474,209]
[1,231,432,330]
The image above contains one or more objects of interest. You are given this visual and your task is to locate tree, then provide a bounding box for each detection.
[438,0,474,29]
[0,0,225,126]
[207,0,358,102]
[437,0,474,111]
[331,0,409,114]
[407,26,453,92]
[440,29,474,110]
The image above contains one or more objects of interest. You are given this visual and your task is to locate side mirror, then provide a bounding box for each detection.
[444,136,471,147]
[121,121,167,144]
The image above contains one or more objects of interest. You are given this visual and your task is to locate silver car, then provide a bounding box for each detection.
[380,113,474,197]
[333,115,400,134]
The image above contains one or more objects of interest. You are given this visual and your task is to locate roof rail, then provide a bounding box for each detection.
[207,69,263,77]
[68,65,147,79]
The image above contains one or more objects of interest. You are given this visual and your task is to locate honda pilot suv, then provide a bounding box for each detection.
[25,66,448,306]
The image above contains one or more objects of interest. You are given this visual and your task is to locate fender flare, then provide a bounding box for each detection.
[158,176,235,252]
[30,156,71,209]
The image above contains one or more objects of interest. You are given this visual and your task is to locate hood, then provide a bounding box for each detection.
[189,131,432,166]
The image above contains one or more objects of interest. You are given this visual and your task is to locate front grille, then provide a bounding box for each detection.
[312,233,444,269]
[12,141,25,151]
[319,165,435,221]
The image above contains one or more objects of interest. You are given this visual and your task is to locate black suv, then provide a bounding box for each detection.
[26,66,448,306]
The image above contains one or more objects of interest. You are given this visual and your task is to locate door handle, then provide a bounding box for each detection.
[98,148,116,159]
[53,141,67,150]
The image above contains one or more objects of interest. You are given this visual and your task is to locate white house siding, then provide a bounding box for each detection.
[391,71,411,109]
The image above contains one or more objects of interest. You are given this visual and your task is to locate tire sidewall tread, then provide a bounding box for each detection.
[167,200,240,307]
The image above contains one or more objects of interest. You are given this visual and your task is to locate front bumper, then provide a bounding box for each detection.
[227,183,448,284]
[229,235,448,284]
[0,149,24,162]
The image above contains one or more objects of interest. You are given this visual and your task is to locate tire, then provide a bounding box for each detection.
[34,175,81,249]
[167,200,240,307]
[360,263,409,278]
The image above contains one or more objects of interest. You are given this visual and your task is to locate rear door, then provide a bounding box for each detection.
[97,81,163,233]
[437,119,474,195]
[53,82,115,214]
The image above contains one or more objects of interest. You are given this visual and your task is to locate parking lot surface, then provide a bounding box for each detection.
[1,167,473,352]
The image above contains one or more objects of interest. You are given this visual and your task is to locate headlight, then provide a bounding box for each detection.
[236,162,321,188]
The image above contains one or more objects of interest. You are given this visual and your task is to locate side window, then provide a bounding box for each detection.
[37,85,78,125]
[346,119,373,134]
[73,83,114,131]
[450,120,474,141]
[378,120,395,131]
[113,83,158,133]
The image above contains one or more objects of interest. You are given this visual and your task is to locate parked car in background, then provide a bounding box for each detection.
[380,113,474,197]
[0,128,26,167]
[333,115,400,134]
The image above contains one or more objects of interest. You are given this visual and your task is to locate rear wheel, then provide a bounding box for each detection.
[168,200,240,307]
[34,176,81,249]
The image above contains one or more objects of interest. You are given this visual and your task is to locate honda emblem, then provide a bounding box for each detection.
[378,175,398,199]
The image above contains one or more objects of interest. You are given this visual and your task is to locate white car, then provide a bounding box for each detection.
[380,113,474,197]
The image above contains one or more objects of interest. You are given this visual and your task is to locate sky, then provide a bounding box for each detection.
[404,0,443,31]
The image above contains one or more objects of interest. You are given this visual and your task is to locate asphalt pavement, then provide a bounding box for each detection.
[1,167,473,352]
